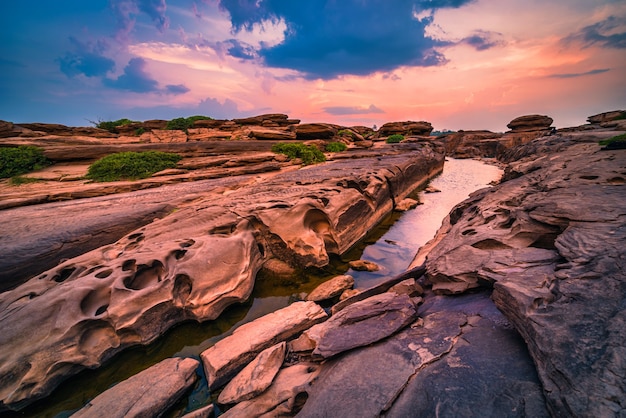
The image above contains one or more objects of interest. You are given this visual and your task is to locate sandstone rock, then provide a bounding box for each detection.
[146,129,188,143]
[71,357,199,418]
[304,292,418,358]
[378,121,433,136]
[181,404,215,418]
[247,127,296,141]
[424,185,440,193]
[0,120,15,138]
[232,114,290,126]
[506,114,553,131]
[388,278,424,297]
[425,133,626,416]
[259,258,296,280]
[294,123,338,140]
[288,333,317,353]
[339,288,360,300]
[220,363,320,418]
[305,275,354,302]
[142,119,169,130]
[186,128,232,141]
[439,130,503,158]
[395,198,419,211]
[298,291,547,417]
[587,110,626,124]
[348,259,380,271]
[218,342,286,404]
[201,301,327,390]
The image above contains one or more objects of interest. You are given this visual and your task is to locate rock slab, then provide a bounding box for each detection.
[71,357,199,418]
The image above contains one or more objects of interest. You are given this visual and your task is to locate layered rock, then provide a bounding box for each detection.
[423,131,626,416]
[294,123,338,140]
[378,121,433,136]
[506,114,554,131]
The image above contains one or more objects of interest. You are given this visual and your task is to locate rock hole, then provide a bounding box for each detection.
[128,233,144,241]
[529,233,559,250]
[607,176,625,184]
[292,392,309,414]
[208,224,236,235]
[498,218,515,229]
[257,243,266,257]
[471,239,512,250]
[122,259,136,271]
[484,214,496,223]
[320,197,330,206]
[53,267,76,283]
[80,288,111,316]
[173,274,192,306]
[123,260,165,290]
[95,269,113,279]
[180,239,195,248]
[461,229,477,236]
[579,175,599,180]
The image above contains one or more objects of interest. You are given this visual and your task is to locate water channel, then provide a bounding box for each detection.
[17,158,502,418]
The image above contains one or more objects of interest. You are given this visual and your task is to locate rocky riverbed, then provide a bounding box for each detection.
[0,110,624,417]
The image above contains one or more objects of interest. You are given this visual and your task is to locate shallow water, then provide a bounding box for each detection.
[16,158,502,418]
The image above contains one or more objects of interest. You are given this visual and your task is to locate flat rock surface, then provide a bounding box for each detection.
[298,291,546,417]
[425,131,626,416]
[71,357,199,418]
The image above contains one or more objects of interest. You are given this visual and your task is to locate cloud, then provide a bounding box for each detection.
[104,57,159,92]
[461,30,504,51]
[323,104,385,115]
[110,0,170,41]
[165,84,191,94]
[225,39,257,60]
[57,37,116,78]
[548,68,611,79]
[138,0,170,32]
[564,15,626,49]
[217,0,474,79]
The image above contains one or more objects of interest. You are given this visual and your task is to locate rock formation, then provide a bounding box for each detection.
[506,114,554,131]
[378,121,433,136]
[422,130,626,416]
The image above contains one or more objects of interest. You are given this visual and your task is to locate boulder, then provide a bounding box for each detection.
[424,133,626,416]
[247,127,296,141]
[294,123,338,140]
[304,292,418,358]
[232,114,291,126]
[348,259,380,271]
[378,121,433,136]
[395,198,419,211]
[181,404,215,418]
[305,275,354,302]
[71,357,199,418]
[0,120,15,138]
[200,301,327,390]
[506,114,553,131]
[146,129,188,143]
[220,363,320,418]
[218,342,286,404]
[298,291,547,417]
[587,110,626,124]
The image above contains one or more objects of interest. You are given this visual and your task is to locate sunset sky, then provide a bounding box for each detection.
[1,0,624,131]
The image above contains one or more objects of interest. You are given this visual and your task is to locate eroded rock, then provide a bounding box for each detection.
[305,275,354,302]
[506,114,554,131]
[218,342,286,405]
[304,292,418,358]
[71,357,199,418]
[378,121,433,136]
[201,301,327,390]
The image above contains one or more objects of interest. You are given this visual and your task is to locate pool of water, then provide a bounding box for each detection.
[16,158,502,418]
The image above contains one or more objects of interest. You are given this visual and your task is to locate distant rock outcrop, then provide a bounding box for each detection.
[506,114,554,132]
[378,121,433,136]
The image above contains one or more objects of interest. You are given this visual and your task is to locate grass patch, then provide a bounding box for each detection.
[9,176,42,186]
[86,151,182,182]
[337,129,355,138]
[325,142,347,152]
[386,134,405,143]
[271,142,326,165]
[599,133,626,146]
[0,146,51,178]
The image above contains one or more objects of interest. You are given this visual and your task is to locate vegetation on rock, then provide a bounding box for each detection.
[337,129,355,138]
[86,151,182,182]
[166,116,213,132]
[9,176,42,186]
[386,134,405,143]
[271,142,326,165]
[0,146,50,178]
[93,118,137,133]
[599,133,626,146]
[325,142,348,152]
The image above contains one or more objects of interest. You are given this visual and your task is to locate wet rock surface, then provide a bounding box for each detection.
[424,130,626,416]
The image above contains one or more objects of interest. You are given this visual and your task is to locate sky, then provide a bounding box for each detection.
[0,0,625,132]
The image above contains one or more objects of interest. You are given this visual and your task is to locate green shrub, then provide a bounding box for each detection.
[166,115,213,132]
[86,151,182,182]
[325,142,348,152]
[94,118,137,133]
[135,127,146,136]
[0,146,50,178]
[337,129,354,138]
[271,142,326,165]
[599,133,626,146]
[386,134,405,143]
